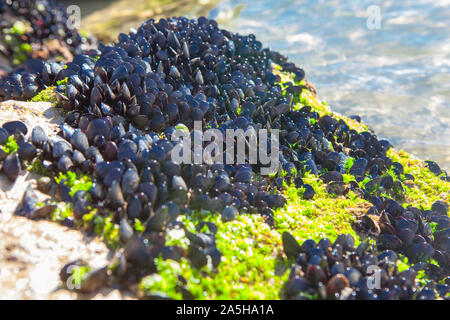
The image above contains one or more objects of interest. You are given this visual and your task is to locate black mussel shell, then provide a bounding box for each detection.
[2,121,27,135]
[282,232,302,259]
[2,152,20,182]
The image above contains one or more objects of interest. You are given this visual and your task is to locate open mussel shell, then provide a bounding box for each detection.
[326,274,350,299]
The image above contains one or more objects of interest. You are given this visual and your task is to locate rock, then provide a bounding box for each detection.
[37,177,52,193]
[0,100,132,299]
[0,213,111,299]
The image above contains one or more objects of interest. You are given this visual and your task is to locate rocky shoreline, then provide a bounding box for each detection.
[0,1,448,300]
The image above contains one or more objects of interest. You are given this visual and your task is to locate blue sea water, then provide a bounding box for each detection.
[209,0,450,170]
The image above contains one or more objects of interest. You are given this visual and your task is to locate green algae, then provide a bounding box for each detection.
[139,172,369,299]
[30,86,58,103]
[274,67,369,133]
[92,213,120,249]
[51,202,73,222]
[49,172,95,231]
[134,218,146,233]
[1,136,18,154]
[141,212,288,299]
[54,171,93,198]
[275,66,449,211]
[56,78,68,87]
[23,62,448,299]
[274,174,367,245]
[70,265,92,288]
[27,158,51,176]
[138,67,448,299]
[388,149,449,208]
[2,21,33,65]
[9,21,28,36]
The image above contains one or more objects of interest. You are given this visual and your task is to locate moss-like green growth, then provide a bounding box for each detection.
[93,213,120,249]
[54,171,93,197]
[275,173,367,244]
[56,78,68,86]
[51,202,73,222]
[140,258,184,299]
[274,67,368,132]
[276,66,449,211]
[396,254,440,294]
[388,149,449,208]
[81,210,120,249]
[30,86,58,103]
[49,171,122,248]
[134,218,146,233]
[1,136,18,154]
[19,43,32,53]
[49,171,95,223]
[344,157,355,173]
[2,21,33,65]
[142,211,288,299]
[139,172,370,299]
[27,158,51,176]
[137,66,449,300]
[10,21,28,36]
[70,265,92,289]
[397,255,410,273]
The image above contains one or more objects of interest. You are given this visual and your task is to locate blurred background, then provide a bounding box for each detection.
[61,0,450,170]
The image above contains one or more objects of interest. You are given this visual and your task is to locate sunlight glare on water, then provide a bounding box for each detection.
[210,0,450,170]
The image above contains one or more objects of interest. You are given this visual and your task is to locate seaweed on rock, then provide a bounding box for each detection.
[0,14,448,299]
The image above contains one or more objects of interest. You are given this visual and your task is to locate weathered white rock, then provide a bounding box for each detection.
[0,213,110,299]
[0,100,132,299]
[0,100,62,216]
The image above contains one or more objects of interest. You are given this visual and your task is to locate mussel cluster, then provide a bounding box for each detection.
[282,232,449,300]
[0,121,31,181]
[0,0,96,75]
[0,12,448,299]
[359,199,449,261]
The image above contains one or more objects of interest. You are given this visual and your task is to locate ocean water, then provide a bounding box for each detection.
[209,0,450,170]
